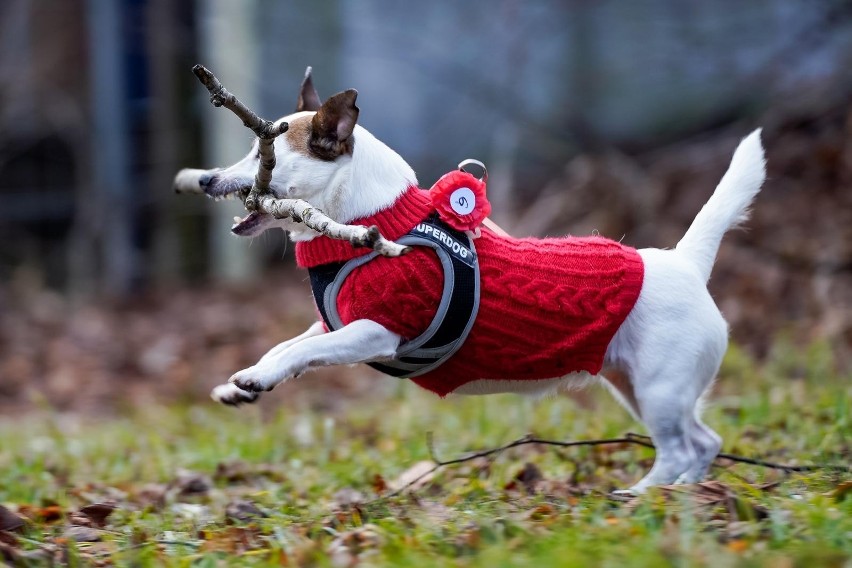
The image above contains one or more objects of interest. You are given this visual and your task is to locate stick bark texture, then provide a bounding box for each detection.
[183,64,409,257]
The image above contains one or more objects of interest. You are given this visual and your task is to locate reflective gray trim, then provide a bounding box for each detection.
[403,237,480,378]
[323,229,479,378]
[393,235,454,355]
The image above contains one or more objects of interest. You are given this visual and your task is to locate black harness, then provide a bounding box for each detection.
[308,214,480,378]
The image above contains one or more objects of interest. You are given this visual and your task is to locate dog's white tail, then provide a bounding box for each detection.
[675,129,766,283]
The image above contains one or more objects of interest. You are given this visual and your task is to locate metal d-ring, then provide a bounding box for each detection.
[458,159,488,183]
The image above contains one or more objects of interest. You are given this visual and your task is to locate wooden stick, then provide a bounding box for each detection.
[183,64,410,257]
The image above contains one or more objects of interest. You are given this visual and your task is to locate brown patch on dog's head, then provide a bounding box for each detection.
[285,115,314,158]
[295,66,321,112]
[309,89,359,161]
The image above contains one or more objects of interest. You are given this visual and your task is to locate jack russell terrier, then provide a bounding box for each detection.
[203,72,766,494]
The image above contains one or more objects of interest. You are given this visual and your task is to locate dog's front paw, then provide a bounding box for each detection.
[228,366,280,392]
[211,383,260,406]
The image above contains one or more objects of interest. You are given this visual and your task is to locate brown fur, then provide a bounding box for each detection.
[309,90,359,161]
[285,116,314,158]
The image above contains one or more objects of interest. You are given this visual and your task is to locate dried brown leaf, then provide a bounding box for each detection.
[224,500,267,524]
[175,470,213,496]
[656,481,768,521]
[506,462,544,494]
[327,524,383,567]
[832,480,852,502]
[0,541,19,564]
[214,461,251,484]
[18,504,63,523]
[0,531,18,547]
[388,461,437,493]
[133,483,168,510]
[200,526,262,554]
[332,487,366,509]
[0,506,25,532]
[371,473,388,495]
[63,525,102,542]
[78,502,116,528]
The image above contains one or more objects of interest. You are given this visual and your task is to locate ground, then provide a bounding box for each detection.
[0,343,849,567]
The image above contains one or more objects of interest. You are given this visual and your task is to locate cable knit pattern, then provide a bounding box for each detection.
[297,187,644,396]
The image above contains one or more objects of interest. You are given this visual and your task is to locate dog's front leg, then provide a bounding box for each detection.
[229,320,401,393]
[211,321,326,405]
[256,321,326,363]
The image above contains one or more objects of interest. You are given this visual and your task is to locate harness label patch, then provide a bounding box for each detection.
[412,222,477,267]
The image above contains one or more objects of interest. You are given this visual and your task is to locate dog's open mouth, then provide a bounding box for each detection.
[231,211,270,236]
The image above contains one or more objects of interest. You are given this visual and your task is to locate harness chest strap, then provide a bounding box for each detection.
[308,215,480,378]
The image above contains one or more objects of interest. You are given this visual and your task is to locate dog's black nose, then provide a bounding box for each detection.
[198,172,212,187]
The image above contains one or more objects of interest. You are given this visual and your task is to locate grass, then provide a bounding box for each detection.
[0,344,849,566]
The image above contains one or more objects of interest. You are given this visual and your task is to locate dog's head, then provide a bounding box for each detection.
[200,69,361,238]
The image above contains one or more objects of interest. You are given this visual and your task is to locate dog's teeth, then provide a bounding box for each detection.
[234,216,242,223]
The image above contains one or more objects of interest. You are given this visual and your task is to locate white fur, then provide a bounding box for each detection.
[676,129,766,282]
[208,117,766,494]
[206,112,416,240]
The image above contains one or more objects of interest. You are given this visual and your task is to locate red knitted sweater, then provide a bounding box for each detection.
[296,187,644,396]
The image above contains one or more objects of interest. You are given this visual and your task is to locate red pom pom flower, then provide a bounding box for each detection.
[428,170,491,232]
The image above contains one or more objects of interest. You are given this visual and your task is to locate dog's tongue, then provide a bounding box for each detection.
[231,211,264,235]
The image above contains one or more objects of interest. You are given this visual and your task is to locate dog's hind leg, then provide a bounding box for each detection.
[677,412,723,484]
[626,364,700,494]
[606,248,728,494]
[600,369,642,422]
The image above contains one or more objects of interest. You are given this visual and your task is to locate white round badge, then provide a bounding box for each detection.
[450,187,476,215]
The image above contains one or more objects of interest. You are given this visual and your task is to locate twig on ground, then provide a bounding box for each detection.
[177,64,409,258]
[386,431,850,497]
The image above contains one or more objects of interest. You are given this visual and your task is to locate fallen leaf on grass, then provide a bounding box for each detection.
[18,504,63,523]
[655,481,768,522]
[332,487,366,509]
[78,502,116,528]
[133,483,168,510]
[0,531,18,547]
[215,460,285,484]
[371,473,388,494]
[388,461,437,493]
[174,470,213,496]
[63,525,103,542]
[0,542,16,564]
[327,524,383,568]
[452,522,482,552]
[200,526,263,554]
[504,462,544,494]
[225,500,267,524]
[831,480,852,502]
[0,505,25,532]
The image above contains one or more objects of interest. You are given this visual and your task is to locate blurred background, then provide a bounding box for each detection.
[0,0,850,415]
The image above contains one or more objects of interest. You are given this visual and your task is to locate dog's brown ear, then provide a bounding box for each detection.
[296,66,321,112]
[309,89,359,160]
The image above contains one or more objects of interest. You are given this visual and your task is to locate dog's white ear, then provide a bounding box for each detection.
[296,66,321,112]
[309,89,359,160]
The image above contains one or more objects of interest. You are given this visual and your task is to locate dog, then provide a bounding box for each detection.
[201,71,766,494]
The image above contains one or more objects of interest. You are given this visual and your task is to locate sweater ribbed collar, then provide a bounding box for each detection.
[295,186,434,268]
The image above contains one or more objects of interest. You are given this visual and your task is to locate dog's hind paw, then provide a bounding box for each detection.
[211,383,260,406]
[609,488,638,500]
